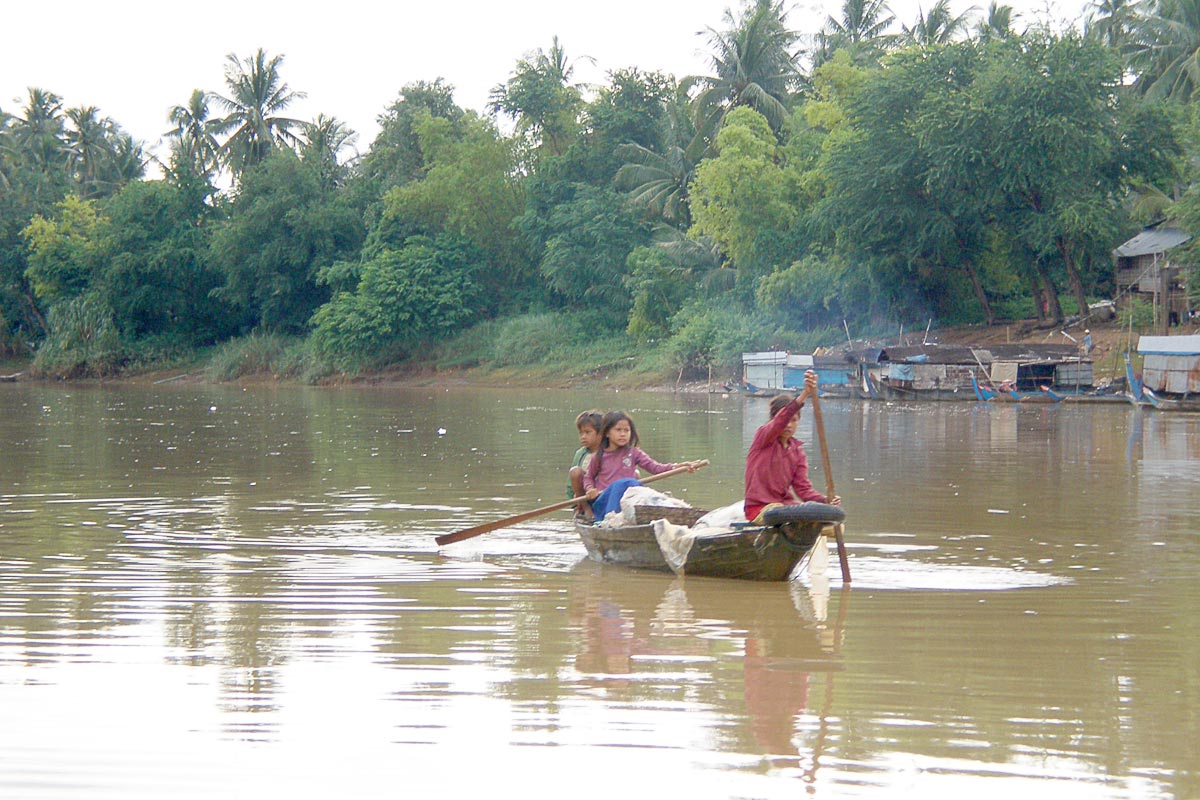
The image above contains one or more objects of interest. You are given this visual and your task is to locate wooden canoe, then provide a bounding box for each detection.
[575,503,844,582]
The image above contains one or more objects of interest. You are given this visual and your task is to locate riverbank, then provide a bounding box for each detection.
[3,316,1192,393]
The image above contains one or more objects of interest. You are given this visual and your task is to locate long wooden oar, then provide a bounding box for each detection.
[809,392,851,583]
[435,460,709,546]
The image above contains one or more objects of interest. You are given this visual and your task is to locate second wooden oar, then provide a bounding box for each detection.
[435,460,709,546]
[809,392,851,583]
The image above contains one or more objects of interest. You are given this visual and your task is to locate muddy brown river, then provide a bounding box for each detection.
[1,383,1196,798]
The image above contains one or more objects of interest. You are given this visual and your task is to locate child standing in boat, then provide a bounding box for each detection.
[584,410,700,520]
[568,410,604,520]
[744,370,840,524]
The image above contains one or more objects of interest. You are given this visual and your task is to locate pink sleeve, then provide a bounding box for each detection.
[632,447,674,475]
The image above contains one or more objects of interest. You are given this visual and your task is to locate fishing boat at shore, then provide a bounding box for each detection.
[970,375,1063,403]
[1126,337,1200,412]
[575,502,845,582]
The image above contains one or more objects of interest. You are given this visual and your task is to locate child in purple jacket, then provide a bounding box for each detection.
[583,410,700,519]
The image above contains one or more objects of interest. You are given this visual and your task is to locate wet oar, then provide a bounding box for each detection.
[435,460,709,546]
[809,393,851,583]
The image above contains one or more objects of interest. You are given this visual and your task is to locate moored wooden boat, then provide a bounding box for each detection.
[1129,336,1200,411]
[575,503,845,582]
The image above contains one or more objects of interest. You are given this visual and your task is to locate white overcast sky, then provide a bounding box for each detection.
[3,0,1090,162]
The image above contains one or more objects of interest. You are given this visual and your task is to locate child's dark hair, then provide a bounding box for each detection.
[575,409,603,431]
[769,393,797,418]
[599,410,639,448]
[594,410,639,470]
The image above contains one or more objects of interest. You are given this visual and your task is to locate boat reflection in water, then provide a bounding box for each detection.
[566,559,848,782]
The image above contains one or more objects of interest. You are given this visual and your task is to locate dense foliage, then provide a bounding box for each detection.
[1,0,1196,378]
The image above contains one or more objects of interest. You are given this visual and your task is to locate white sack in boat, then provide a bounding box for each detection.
[694,502,749,529]
[597,485,690,528]
[652,501,749,574]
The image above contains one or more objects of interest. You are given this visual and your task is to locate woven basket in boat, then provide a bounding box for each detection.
[632,505,707,525]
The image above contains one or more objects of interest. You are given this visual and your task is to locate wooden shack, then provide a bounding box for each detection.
[1114,224,1193,333]
[742,351,788,391]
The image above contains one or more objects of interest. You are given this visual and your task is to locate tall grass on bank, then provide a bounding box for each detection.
[429,311,645,380]
[204,333,334,383]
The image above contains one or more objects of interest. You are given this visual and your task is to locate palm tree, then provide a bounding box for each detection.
[165,89,223,180]
[687,0,801,140]
[13,88,66,172]
[974,1,1019,41]
[64,106,113,198]
[0,109,16,192]
[300,113,358,186]
[903,0,977,44]
[212,48,306,178]
[816,0,897,65]
[1086,0,1139,50]
[615,87,707,229]
[102,131,147,191]
[1129,0,1200,100]
[489,36,587,158]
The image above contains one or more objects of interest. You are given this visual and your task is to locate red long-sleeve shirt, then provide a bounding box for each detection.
[743,400,827,522]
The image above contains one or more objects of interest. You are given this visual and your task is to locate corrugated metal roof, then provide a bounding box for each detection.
[742,351,788,365]
[1113,226,1191,257]
[1138,335,1200,355]
[874,344,1084,365]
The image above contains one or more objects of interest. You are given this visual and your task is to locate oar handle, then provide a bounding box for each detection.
[434,459,709,546]
[809,395,836,501]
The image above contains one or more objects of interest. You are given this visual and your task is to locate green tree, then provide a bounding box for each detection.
[537,184,649,308]
[8,88,69,204]
[821,42,998,323]
[615,86,707,229]
[356,79,465,194]
[624,243,706,341]
[553,67,675,186]
[212,49,306,179]
[688,107,797,284]
[1086,0,1141,49]
[963,34,1149,322]
[98,180,232,344]
[1129,0,1200,100]
[382,113,534,312]
[209,149,364,333]
[310,233,484,362]
[21,195,109,305]
[63,107,145,199]
[64,106,112,199]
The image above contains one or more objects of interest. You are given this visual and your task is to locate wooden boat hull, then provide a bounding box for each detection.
[1143,386,1200,412]
[575,518,827,581]
[576,521,672,571]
